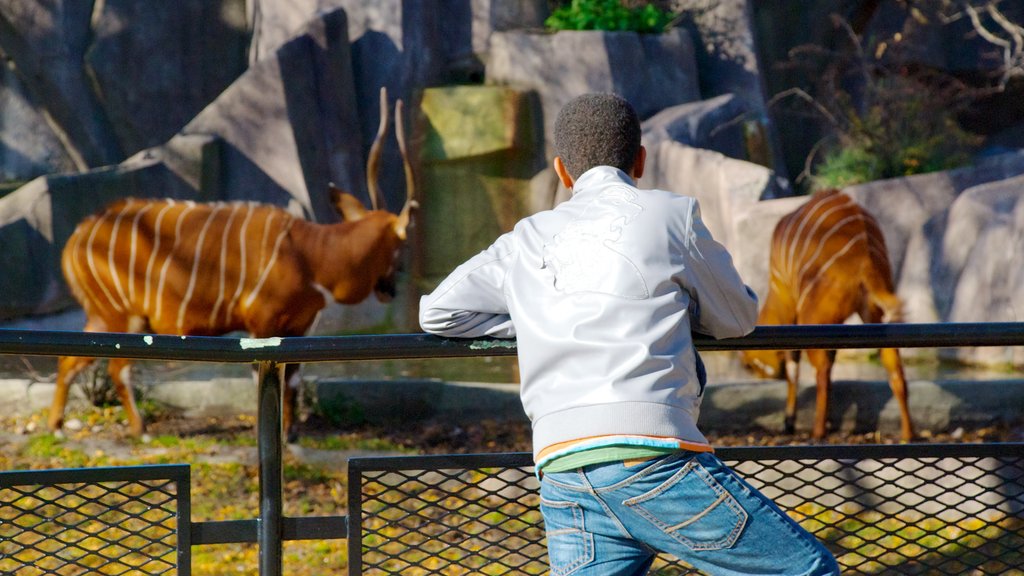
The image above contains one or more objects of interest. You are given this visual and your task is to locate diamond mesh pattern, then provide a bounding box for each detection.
[358,466,547,575]
[351,446,1024,575]
[0,468,185,576]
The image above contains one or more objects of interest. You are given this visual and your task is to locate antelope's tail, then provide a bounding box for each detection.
[858,207,903,324]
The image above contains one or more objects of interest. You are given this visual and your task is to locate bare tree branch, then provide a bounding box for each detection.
[942,1,1024,87]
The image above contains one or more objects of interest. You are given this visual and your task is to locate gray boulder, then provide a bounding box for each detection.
[845,150,1024,289]
[181,8,364,222]
[941,177,1024,366]
[487,28,701,158]
[86,0,249,154]
[0,0,122,168]
[248,0,446,214]
[668,0,788,183]
[444,0,549,82]
[0,0,248,176]
[0,64,77,180]
[668,0,767,120]
[642,94,752,164]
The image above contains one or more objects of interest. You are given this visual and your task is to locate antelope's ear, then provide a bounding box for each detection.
[330,183,368,222]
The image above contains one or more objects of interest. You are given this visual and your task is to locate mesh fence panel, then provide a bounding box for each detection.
[350,445,1024,576]
[0,465,189,576]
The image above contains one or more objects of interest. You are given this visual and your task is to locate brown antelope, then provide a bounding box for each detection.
[51,88,416,440]
[741,189,914,441]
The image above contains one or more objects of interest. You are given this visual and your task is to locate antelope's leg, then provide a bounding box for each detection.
[250,363,301,442]
[806,349,835,440]
[49,356,96,432]
[108,357,145,436]
[282,363,302,443]
[783,350,800,434]
[881,347,914,441]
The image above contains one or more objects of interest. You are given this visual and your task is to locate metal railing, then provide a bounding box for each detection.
[0,323,1022,575]
[348,446,1024,575]
[0,465,191,576]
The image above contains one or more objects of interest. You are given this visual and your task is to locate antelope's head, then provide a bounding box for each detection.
[331,87,418,303]
[740,349,786,379]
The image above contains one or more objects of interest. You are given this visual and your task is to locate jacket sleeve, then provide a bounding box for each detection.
[679,200,759,339]
[418,233,516,339]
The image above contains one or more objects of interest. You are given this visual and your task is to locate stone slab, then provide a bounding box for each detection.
[487,28,700,158]
[86,0,248,154]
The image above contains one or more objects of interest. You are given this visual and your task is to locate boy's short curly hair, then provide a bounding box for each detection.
[554,93,641,180]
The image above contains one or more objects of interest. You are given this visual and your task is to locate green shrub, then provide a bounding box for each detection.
[545,0,677,33]
[811,75,981,191]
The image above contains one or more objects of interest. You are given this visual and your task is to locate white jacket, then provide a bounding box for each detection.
[419,166,758,459]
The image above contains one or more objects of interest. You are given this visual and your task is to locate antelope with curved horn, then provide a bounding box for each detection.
[51,87,417,439]
[741,189,914,441]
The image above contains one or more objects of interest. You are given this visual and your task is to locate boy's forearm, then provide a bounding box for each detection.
[419,245,516,338]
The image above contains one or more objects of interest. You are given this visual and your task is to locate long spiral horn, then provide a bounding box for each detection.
[394,98,418,239]
[366,86,389,212]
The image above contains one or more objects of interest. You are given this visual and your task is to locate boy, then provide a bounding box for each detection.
[420,93,839,575]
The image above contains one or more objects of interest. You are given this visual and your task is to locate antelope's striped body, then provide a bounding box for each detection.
[61,198,402,338]
[50,87,417,439]
[742,190,914,440]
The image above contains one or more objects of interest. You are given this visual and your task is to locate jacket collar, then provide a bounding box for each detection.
[572,166,635,195]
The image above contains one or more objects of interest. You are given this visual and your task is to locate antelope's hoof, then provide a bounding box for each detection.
[783,417,796,435]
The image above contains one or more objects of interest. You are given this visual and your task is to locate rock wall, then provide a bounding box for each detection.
[0,0,249,177]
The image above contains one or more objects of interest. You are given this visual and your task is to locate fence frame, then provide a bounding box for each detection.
[346,444,1024,575]
[0,464,192,575]
[1,322,1023,575]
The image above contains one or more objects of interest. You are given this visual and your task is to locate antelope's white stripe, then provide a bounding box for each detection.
[84,214,124,314]
[155,204,195,325]
[65,225,103,316]
[244,216,294,309]
[178,205,223,331]
[786,197,849,280]
[106,201,134,309]
[257,211,277,274]
[127,203,154,304]
[143,202,176,312]
[795,214,860,283]
[781,193,847,276]
[209,204,243,327]
[224,203,257,325]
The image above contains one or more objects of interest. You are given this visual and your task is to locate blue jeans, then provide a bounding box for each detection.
[540,451,840,576]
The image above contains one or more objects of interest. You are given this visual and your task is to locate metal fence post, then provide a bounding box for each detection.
[257,361,284,576]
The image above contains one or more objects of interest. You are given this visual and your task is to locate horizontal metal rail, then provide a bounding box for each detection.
[1,322,1022,362]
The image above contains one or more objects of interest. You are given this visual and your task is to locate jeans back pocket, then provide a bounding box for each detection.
[624,459,748,551]
[540,498,595,576]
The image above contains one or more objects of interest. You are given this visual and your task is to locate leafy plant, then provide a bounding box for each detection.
[811,75,981,190]
[772,12,985,192]
[545,0,677,34]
